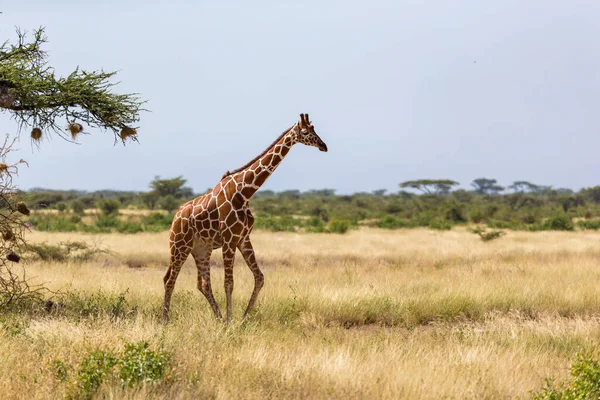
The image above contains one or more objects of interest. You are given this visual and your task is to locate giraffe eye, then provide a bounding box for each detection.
[302,129,309,135]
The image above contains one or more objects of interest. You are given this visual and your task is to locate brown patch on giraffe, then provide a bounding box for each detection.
[225,211,238,226]
[261,153,274,166]
[245,170,255,183]
[241,186,254,199]
[254,170,270,186]
[231,192,245,209]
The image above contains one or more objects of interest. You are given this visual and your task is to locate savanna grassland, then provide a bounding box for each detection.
[2,228,600,399]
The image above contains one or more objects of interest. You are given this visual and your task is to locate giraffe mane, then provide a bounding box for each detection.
[221,125,294,179]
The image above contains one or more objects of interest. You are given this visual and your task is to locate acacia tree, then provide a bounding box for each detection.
[0,27,146,307]
[399,179,459,195]
[471,178,504,195]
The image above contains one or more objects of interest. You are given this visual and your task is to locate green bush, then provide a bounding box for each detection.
[254,215,300,232]
[577,219,600,230]
[65,341,171,399]
[59,289,133,320]
[71,200,85,214]
[141,212,173,232]
[428,219,452,231]
[531,351,600,399]
[305,216,326,233]
[117,221,143,234]
[95,215,120,229]
[328,219,350,234]
[97,199,120,216]
[542,214,574,231]
[76,350,118,397]
[118,341,171,387]
[29,214,79,232]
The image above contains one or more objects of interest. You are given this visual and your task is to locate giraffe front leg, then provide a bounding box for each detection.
[238,238,264,320]
[222,244,236,325]
[163,244,192,324]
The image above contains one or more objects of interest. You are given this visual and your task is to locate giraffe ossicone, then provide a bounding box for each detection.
[163,113,328,324]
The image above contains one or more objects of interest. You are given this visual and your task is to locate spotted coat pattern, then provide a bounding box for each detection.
[163,114,328,324]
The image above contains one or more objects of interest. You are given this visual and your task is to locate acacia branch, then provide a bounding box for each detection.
[0,27,147,143]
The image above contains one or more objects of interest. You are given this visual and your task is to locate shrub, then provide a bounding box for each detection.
[542,214,574,231]
[472,227,505,242]
[444,203,467,223]
[141,212,173,232]
[377,216,415,229]
[57,341,172,399]
[118,341,171,386]
[27,242,69,262]
[72,200,85,214]
[328,219,350,234]
[95,215,120,229]
[29,214,79,232]
[428,219,452,231]
[254,215,299,232]
[117,221,143,234]
[59,289,133,320]
[56,202,67,212]
[305,216,326,233]
[577,219,600,230]
[531,351,600,399]
[97,199,120,216]
[76,350,118,397]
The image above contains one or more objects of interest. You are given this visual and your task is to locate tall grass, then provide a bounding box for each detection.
[2,229,600,398]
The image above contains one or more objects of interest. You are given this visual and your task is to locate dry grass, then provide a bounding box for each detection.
[2,228,600,399]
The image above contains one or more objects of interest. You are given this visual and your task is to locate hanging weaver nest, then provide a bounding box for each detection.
[67,122,84,139]
[119,126,138,144]
[0,163,7,173]
[6,251,20,263]
[31,127,42,141]
[2,228,14,241]
[15,202,30,216]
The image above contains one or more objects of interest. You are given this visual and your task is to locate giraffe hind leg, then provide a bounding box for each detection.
[192,245,222,319]
[163,243,192,324]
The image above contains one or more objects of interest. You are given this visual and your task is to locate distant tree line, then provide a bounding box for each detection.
[19,176,600,234]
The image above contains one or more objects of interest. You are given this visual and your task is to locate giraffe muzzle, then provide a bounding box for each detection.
[317,141,328,152]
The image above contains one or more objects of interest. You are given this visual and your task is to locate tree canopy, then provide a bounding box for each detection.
[399,179,459,194]
[471,178,504,195]
[0,27,146,143]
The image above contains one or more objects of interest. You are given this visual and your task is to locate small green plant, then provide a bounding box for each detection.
[118,341,171,386]
[60,341,172,398]
[531,351,600,399]
[59,289,134,320]
[27,241,107,263]
[49,359,69,382]
[76,350,118,397]
[472,227,505,242]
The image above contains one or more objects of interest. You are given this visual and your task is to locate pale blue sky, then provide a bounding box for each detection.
[1,1,599,194]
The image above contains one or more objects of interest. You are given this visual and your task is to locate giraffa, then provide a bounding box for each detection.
[163,113,328,324]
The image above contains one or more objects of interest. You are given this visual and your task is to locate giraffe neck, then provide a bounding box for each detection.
[234,128,296,201]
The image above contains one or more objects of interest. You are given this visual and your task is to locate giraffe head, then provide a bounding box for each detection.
[292,113,328,152]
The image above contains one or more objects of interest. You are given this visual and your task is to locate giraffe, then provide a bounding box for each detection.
[163,113,328,324]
